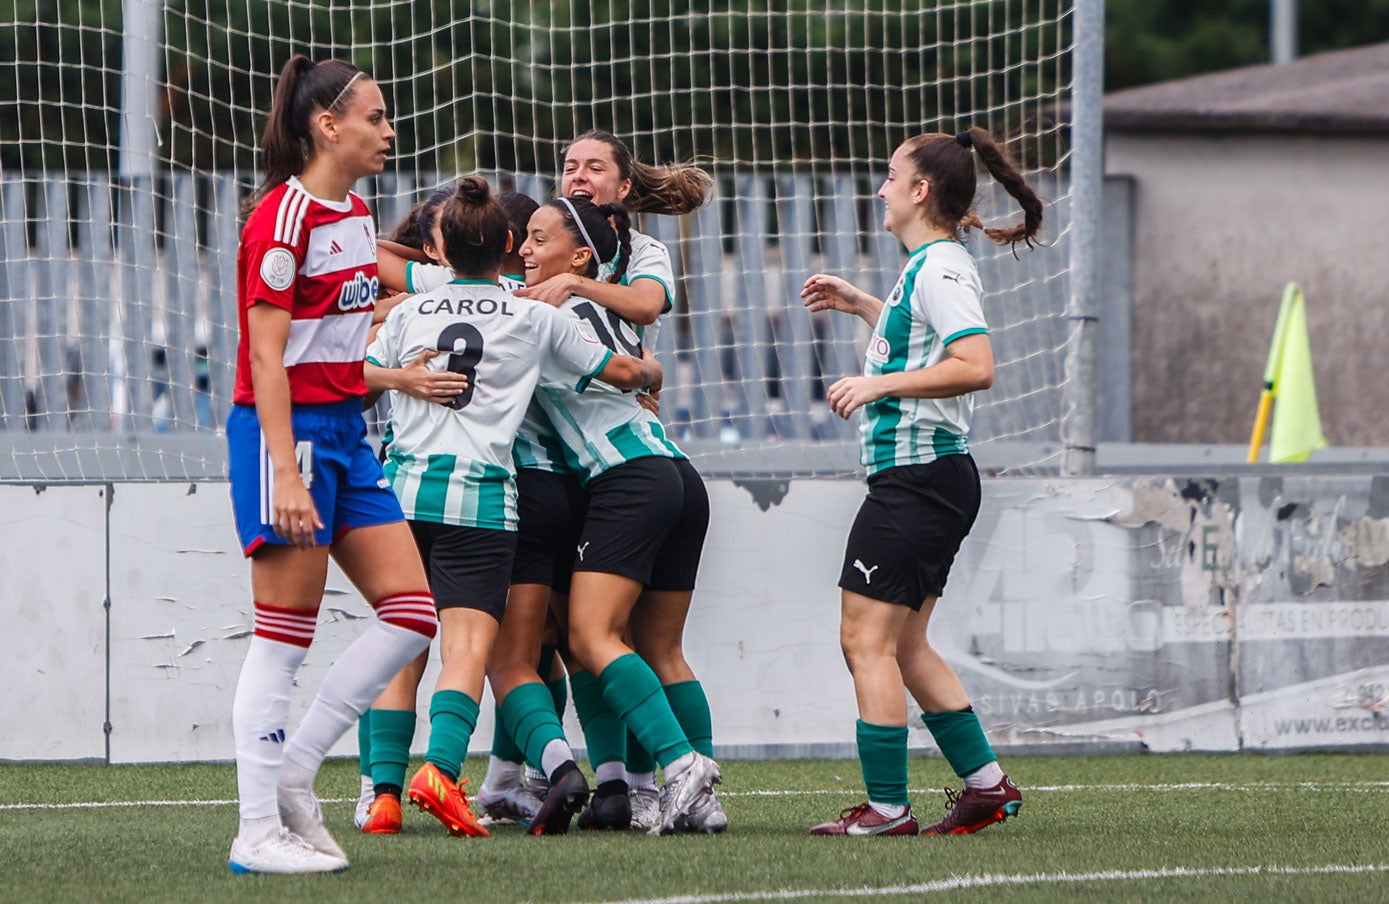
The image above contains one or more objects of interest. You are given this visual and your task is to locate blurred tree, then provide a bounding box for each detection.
[24,1,1389,175]
[1107,0,1389,90]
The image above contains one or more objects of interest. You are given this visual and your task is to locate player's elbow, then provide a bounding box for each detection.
[625,302,661,327]
[972,365,994,391]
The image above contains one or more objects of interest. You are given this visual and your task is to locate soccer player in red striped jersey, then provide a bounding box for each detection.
[225,55,442,876]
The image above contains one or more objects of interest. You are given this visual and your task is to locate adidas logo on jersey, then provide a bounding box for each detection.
[328,239,344,255]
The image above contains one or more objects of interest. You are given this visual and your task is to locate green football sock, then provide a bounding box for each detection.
[500,681,568,773]
[539,643,569,720]
[625,728,657,775]
[597,654,692,768]
[368,708,417,792]
[570,669,627,768]
[356,709,372,776]
[664,679,714,758]
[490,703,524,763]
[857,719,909,806]
[424,690,480,782]
[920,707,997,778]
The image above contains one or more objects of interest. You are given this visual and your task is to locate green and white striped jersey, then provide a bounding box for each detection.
[367,279,612,529]
[600,228,674,350]
[860,239,988,475]
[403,264,568,474]
[535,295,684,483]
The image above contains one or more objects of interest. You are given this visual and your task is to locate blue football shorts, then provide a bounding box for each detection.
[227,398,404,556]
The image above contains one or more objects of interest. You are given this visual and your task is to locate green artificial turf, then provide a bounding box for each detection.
[1,754,1385,904]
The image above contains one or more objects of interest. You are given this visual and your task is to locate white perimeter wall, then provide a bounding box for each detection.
[3,475,1388,763]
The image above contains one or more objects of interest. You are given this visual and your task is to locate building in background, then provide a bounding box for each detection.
[1103,42,1389,447]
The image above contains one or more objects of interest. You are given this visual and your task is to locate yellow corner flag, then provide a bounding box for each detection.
[1246,283,1327,463]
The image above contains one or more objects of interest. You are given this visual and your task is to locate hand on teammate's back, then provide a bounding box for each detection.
[398,348,468,404]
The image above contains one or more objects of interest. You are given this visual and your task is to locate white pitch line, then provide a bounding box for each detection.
[568,864,1389,904]
[4,781,1387,811]
[721,780,1389,797]
[0,796,351,811]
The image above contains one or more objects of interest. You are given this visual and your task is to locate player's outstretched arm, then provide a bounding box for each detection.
[377,240,428,293]
[802,273,884,327]
[518,274,665,325]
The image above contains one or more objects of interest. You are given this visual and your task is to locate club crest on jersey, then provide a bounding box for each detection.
[260,247,296,292]
[866,335,891,364]
[888,283,905,306]
[338,270,378,312]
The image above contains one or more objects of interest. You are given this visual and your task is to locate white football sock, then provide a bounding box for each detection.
[540,738,574,779]
[868,801,908,819]
[594,760,627,785]
[626,770,658,792]
[232,614,314,826]
[280,619,431,791]
[964,760,1005,789]
[483,756,522,789]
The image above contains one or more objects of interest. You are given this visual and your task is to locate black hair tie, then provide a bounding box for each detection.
[955,131,973,149]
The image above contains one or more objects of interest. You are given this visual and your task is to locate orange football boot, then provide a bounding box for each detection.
[407,763,490,838]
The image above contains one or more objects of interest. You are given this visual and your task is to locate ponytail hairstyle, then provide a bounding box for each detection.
[545,196,632,283]
[244,55,369,217]
[386,181,457,250]
[497,191,541,257]
[566,130,712,215]
[436,176,510,278]
[903,126,1043,249]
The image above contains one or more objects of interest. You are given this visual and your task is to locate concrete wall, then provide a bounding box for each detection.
[2,475,1388,763]
[1105,134,1389,447]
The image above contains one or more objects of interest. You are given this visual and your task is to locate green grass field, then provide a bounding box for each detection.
[2,754,1385,904]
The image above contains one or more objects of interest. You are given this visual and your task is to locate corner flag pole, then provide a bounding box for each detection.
[1246,284,1297,463]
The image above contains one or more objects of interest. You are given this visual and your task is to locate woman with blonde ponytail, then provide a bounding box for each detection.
[800,126,1041,838]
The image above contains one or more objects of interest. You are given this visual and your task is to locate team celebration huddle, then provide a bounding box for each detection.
[225,55,1041,874]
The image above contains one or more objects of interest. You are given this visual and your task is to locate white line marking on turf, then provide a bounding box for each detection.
[0,797,351,811]
[4,781,1388,811]
[719,781,1389,797]
[572,864,1389,904]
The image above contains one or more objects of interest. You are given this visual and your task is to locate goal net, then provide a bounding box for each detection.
[0,1,1077,481]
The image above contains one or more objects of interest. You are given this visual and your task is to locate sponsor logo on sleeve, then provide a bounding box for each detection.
[260,247,296,292]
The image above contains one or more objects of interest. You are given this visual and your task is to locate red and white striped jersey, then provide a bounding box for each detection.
[234,176,380,405]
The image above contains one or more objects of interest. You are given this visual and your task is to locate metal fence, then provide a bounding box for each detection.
[0,170,1070,481]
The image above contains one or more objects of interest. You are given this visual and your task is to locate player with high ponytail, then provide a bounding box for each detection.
[363,177,659,839]
[226,55,441,875]
[507,131,724,834]
[801,126,1040,837]
[516,196,723,836]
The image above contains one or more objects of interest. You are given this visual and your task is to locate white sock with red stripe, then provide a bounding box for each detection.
[233,603,316,842]
[278,591,437,792]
